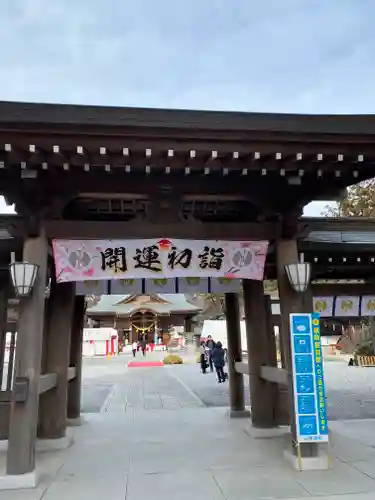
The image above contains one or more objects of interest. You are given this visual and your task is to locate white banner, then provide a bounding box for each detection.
[53,238,268,283]
[313,297,334,317]
[361,296,375,317]
[335,296,360,317]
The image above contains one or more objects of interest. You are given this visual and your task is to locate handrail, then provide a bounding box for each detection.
[260,366,288,386]
[233,362,288,387]
[234,362,249,375]
[38,373,58,394]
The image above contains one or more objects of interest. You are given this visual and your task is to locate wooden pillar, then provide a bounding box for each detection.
[67,296,85,421]
[0,282,10,439]
[243,279,277,427]
[184,316,192,333]
[276,239,317,456]
[7,231,48,475]
[224,293,248,418]
[38,281,75,439]
[37,297,51,435]
[276,239,302,432]
[0,282,10,390]
[264,294,278,368]
[302,287,313,313]
[6,332,16,392]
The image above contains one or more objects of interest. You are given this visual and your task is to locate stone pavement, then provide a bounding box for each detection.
[3,361,375,499]
[173,359,375,421]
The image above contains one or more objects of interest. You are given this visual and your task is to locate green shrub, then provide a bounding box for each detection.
[355,340,375,356]
[163,354,183,365]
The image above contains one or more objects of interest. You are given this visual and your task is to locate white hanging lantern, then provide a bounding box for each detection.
[9,262,39,297]
[284,262,311,293]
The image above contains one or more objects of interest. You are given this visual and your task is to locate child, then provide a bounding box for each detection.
[211,341,226,383]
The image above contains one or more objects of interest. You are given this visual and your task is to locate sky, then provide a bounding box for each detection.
[1,0,372,216]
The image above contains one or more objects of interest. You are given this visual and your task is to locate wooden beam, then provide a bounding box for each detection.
[38,373,58,394]
[0,125,374,153]
[43,219,278,240]
[260,366,288,386]
[4,214,375,246]
[303,216,375,233]
[0,391,11,403]
[234,361,249,375]
[0,171,273,197]
[67,367,76,381]
[311,283,375,296]
[301,241,375,253]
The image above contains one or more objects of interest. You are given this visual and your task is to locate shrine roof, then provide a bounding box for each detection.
[2,101,375,135]
[301,217,375,246]
[305,231,375,245]
[2,103,375,216]
[86,294,201,316]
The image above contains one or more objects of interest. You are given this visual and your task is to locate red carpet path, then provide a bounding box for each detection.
[128,361,164,368]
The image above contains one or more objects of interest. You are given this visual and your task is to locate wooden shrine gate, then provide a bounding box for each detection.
[0,102,374,482]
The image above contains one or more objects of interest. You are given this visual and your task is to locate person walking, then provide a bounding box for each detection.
[206,335,216,372]
[131,340,137,358]
[199,341,208,374]
[211,341,226,383]
[141,338,147,357]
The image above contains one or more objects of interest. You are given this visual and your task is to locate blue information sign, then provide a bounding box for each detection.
[290,313,329,443]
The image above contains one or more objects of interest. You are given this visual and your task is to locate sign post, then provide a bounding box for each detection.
[289,312,329,466]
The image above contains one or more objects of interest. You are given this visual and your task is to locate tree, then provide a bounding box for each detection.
[324,178,375,352]
[189,280,278,321]
[325,179,375,217]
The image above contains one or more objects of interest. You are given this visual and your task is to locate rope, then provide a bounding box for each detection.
[131,323,155,333]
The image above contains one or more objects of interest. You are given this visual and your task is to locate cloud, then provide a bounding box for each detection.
[1,0,375,111]
[0,1,371,215]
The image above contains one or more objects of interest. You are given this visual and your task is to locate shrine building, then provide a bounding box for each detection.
[86,293,201,345]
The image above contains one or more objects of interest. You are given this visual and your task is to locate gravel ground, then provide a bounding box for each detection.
[171,360,375,421]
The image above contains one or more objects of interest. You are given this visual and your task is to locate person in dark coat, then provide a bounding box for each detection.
[211,341,226,383]
[141,338,147,356]
[206,335,216,372]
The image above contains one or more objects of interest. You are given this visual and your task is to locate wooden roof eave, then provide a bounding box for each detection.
[3,101,375,137]
[301,217,375,234]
